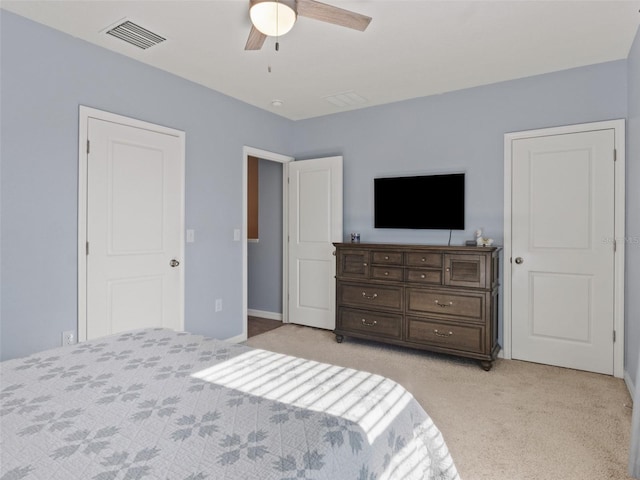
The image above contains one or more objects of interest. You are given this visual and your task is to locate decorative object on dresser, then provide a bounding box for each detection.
[334,243,501,370]
[474,228,494,247]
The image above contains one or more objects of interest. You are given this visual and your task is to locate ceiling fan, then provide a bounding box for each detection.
[245,0,372,50]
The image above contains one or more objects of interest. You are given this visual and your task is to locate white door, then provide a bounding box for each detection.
[511,129,615,374]
[288,156,343,330]
[86,117,184,339]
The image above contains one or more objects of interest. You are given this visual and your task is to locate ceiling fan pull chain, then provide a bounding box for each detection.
[275,0,280,51]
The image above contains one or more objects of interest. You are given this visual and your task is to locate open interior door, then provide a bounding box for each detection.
[287,156,343,329]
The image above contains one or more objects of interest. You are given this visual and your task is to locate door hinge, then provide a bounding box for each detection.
[613,149,617,162]
[613,330,616,342]
[87,140,90,154]
[614,239,617,252]
[86,241,89,255]
[509,257,512,264]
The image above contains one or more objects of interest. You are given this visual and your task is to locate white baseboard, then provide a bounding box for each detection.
[224,332,247,344]
[248,309,282,321]
[625,370,636,401]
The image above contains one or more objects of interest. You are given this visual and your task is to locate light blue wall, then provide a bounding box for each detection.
[291,61,627,246]
[248,159,283,315]
[626,27,640,387]
[0,11,292,360]
[290,59,629,358]
[2,9,638,381]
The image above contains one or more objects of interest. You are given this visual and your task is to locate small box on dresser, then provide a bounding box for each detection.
[334,243,501,370]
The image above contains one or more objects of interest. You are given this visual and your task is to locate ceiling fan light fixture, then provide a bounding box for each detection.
[250,0,297,37]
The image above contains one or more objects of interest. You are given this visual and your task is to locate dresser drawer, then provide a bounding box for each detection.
[406,317,484,353]
[338,282,402,310]
[338,308,402,339]
[371,266,404,281]
[406,288,483,320]
[371,251,403,265]
[406,252,442,267]
[406,269,442,285]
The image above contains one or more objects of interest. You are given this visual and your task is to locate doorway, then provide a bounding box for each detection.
[241,148,344,340]
[247,156,285,324]
[503,119,625,377]
[241,147,293,341]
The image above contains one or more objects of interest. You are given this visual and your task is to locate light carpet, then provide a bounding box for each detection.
[245,324,633,480]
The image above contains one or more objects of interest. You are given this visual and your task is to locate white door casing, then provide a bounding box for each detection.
[78,107,185,341]
[504,120,625,378]
[288,156,343,330]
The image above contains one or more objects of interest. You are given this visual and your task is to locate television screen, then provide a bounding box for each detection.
[374,173,465,230]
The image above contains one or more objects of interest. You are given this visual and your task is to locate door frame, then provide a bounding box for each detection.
[239,146,294,343]
[77,106,186,342]
[503,119,625,378]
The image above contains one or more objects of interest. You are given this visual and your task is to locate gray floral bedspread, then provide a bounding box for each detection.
[1,328,459,480]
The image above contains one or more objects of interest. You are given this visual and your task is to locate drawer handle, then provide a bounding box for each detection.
[420,274,426,279]
[363,263,368,266]
[384,271,389,276]
[362,292,378,300]
[384,255,389,260]
[421,257,426,262]
[434,300,453,308]
[433,329,453,337]
[361,318,378,327]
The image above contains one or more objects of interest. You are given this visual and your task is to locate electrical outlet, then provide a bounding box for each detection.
[215,299,222,312]
[62,330,77,346]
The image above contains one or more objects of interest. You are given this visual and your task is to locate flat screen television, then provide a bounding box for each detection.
[374,173,465,230]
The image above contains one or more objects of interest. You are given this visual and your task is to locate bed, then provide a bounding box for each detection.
[1,328,459,480]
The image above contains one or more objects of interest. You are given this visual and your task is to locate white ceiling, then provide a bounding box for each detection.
[2,0,639,120]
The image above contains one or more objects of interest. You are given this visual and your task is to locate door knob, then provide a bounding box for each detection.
[515,257,524,264]
[170,259,180,267]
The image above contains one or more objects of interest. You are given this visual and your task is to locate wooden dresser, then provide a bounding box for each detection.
[334,243,501,370]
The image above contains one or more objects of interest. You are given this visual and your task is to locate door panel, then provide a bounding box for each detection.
[109,143,165,253]
[529,150,592,250]
[511,129,614,374]
[108,276,164,333]
[298,259,331,309]
[288,156,343,330]
[528,273,592,342]
[298,169,331,242]
[87,118,184,340]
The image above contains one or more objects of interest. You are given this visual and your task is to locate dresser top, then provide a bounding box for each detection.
[333,242,501,252]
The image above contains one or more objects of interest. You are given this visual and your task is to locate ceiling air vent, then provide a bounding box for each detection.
[106,20,166,49]
[323,91,368,108]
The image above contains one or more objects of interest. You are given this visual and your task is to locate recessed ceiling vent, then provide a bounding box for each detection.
[323,91,368,108]
[106,20,166,49]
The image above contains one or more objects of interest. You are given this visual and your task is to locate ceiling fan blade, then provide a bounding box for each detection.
[245,25,267,50]
[297,0,371,32]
